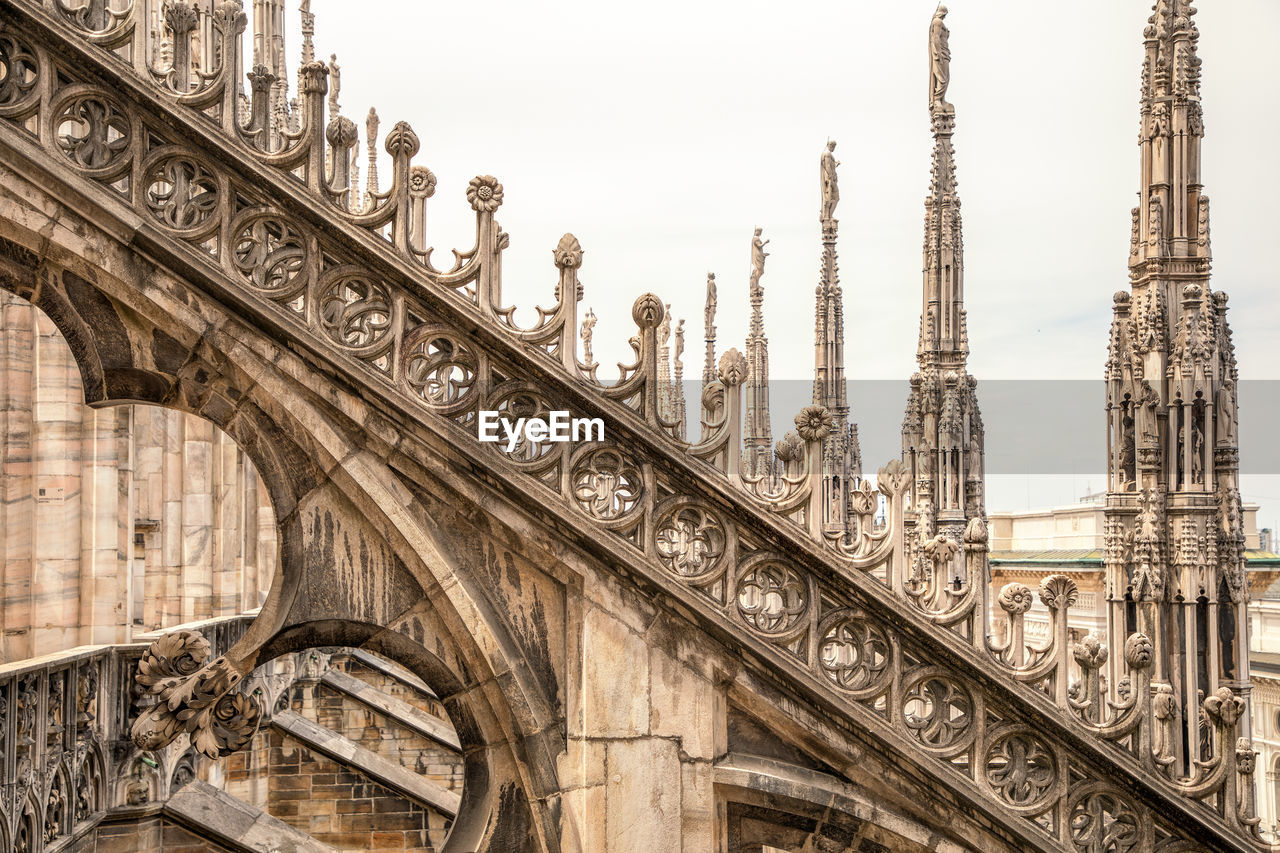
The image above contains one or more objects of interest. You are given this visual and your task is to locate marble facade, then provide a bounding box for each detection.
[0,292,275,661]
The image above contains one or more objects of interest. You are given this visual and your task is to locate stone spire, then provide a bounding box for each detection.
[702,273,717,384]
[673,319,687,441]
[249,0,290,145]
[1104,0,1246,776]
[657,304,673,424]
[743,228,773,480]
[903,6,985,555]
[812,140,862,536]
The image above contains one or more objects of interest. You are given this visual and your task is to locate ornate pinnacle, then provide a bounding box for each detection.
[365,108,380,197]
[300,0,316,65]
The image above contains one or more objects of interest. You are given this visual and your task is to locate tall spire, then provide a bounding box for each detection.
[812,140,861,536]
[702,273,717,384]
[903,6,985,560]
[1104,0,1246,777]
[743,228,773,480]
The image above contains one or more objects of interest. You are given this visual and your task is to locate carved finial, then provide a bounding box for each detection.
[554,233,583,270]
[384,121,420,159]
[632,293,664,330]
[717,348,747,387]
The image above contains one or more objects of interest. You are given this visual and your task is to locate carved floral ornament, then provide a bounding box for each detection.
[130,630,262,759]
[466,174,503,212]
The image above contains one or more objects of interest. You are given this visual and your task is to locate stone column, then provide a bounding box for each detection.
[32,305,83,656]
[211,429,242,616]
[0,294,35,661]
[181,414,215,622]
[162,407,184,626]
[78,404,128,646]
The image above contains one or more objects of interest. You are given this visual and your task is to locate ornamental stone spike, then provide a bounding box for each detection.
[902,7,985,595]
[813,138,860,539]
[1103,0,1247,779]
[743,229,772,483]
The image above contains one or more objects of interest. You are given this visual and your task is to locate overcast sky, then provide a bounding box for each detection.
[281,1,1280,516]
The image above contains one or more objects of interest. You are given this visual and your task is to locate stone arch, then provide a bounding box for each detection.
[43,762,72,846]
[0,183,562,852]
[716,754,974,853]
[14,794,38,853]
[169,745,200,794]
[74,741,107,825]
[1273,754,1280,822]
[253,618,535,853]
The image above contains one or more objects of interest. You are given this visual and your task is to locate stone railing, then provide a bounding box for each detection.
[0,2,1269,850]
[0,614,252,852]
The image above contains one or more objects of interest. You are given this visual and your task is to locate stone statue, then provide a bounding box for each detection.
[674,319,685,364]
[704,272,717,330]
[1191,421,1204,484]
[820,140,839,220]
[749,227,769,286]
[1216,380,1237,446]
[1136,381,1159,445]
[929,5,952,112]
[967,430,981,480]
[327,53,341,113]
[580,308,596,364]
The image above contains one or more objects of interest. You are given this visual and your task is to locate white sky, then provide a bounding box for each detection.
[285,1,1280,516]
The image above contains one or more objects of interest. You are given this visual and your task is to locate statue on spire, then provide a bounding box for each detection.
[327,54,341,114]
[704,272,717,332]
[580,308,597,365]
[749,227,769,289]
[820,140,840,221]
[929,5,952,113]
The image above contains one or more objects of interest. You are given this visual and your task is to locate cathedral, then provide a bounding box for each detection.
[0,0,1274,851]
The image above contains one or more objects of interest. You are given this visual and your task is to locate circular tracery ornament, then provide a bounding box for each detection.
[231,214,309,296]
[53,93,131,171]
[402,330,476,411]
[654,504,726,580]
[319,274,392,350]
[902,673,973,750]
[0,35,39,110]
[1067,787,1140,853]
[818,613,891,693]
[570,446,643,522]
[984,729,1057,809]
[486,388,557,464]
[735,559,808,637]
[144,155,219,231]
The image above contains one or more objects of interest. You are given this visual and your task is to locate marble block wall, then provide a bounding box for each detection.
[0,292,276,662]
